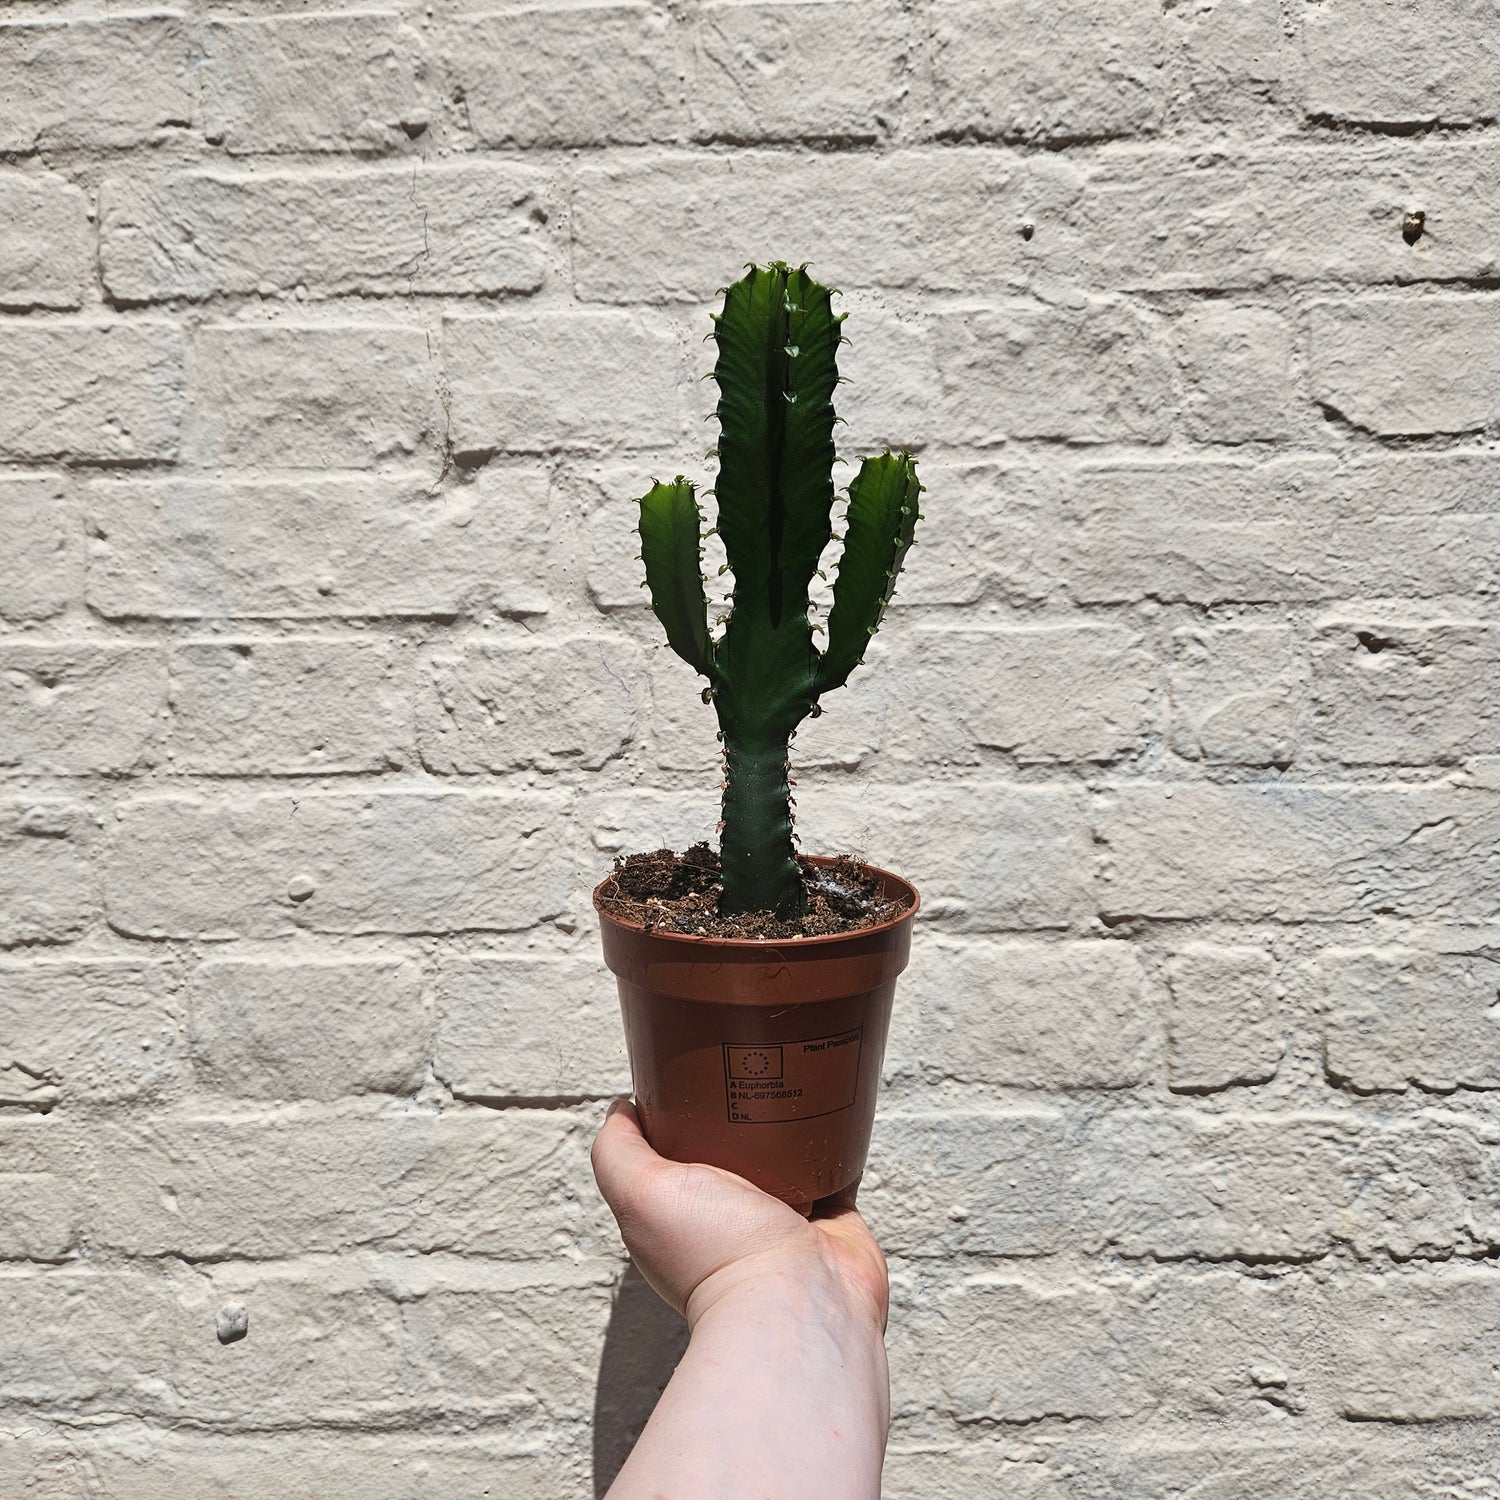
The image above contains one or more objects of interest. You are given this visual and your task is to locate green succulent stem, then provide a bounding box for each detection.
[718,733,801,917]
[636,261,921,919]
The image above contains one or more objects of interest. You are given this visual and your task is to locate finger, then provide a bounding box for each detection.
[590,1097,664,1214]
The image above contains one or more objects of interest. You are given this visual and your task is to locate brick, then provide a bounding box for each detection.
[102,165,549,304]
[799,784,1094,931]
[189,959,429,1101]
[1094,783,1500,923]
[1171,624,1300,766]
[1322,946,1500,1093]
[0,1117,86,1258]
[863,1111,1086,1256]
[1311,297,1500,437]
[1166,0,1292,126]
[0,1434,48,1499]
[1335,1271,1500,1420]
[452,4,687,147]
[1066,455,1500,605]
[1174,305,1297,443]
[1084,140,1500,294]
[925,1276,1147,1422]
[580,461,661,611]
[965,1432,1500,1499]
[1036,1436,1500,1500]
[0,799,93,947]
[1087,1111,1353,1260]
[85,468,553,621]
[5,1431,580,1500]
[1303,0,1500,127]
[1105,1112,1495,1262]
[434,955,631,1101]
[201,14,425,154]
[0,323,183,464]
[570,149,1080,303]
[828,294,939,455]
[896,1266,1332,1435]
[0,174,89,310]
[89,1109,606,1258]
[0,475,72,621]
[444,311,682,455]
[189,324,436,468]
[0,16,192,152]
[1165,944,1284,1092]
[879,1107,1495,1262]
[934,303,1172,445]
[106,791,573,940]
[691,1,907,143]
[419,636,640,774]
[0,1255,614,1426]
[788,654,890,772]
[1312,619,1500,766]
[1048,150,1300,293]
[0,1063,54,1114]
[886,624,1153,765]
[169,639,408,774]
[576,142,1500,304]
[0,644,167,774]
[1116,1268,1329,1423]
[881,944,936,1080]
[929,0,1164,143]
[0,960,181,1109]
[584,789,722,863]
[888,460,1064,608]
[921,940,1157,1088]
[1350,1115,1499,1260]
[883,1449,1066,1500]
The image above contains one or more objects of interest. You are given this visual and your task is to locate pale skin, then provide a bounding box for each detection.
[591,1098,891,1500]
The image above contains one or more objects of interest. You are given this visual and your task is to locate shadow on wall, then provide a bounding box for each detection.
[593,1262,690,1496]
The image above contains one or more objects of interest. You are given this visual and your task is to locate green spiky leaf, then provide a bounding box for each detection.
[639,476,715,680]
[814,451,921,695]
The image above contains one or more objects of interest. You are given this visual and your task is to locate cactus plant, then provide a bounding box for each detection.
[637,261,921,920]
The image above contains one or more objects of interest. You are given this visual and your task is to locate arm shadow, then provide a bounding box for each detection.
[592,1260,691,1497]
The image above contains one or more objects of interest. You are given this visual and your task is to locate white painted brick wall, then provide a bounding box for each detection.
[1,1,1498,1494]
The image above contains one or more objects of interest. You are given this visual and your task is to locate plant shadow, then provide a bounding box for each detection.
[592,1260,690,1496]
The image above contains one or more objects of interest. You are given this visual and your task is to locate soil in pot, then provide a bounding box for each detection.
[596,842,910,939]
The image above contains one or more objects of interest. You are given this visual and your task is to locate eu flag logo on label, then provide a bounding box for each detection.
[726,1045,783,1081]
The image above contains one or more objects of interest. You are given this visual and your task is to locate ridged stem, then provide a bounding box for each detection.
[718,733,805,918]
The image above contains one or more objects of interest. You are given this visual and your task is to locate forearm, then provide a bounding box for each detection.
[605,1269,890,1500]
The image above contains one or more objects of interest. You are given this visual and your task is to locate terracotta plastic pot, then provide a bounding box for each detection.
[594,856,919,1215]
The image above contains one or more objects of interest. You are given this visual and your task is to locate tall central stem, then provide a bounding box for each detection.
[718,732,802,918]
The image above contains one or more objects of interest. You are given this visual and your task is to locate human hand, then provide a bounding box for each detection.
[590,1097,889,1336]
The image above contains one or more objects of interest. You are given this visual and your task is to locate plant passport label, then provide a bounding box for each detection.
[723,1027,863,1124]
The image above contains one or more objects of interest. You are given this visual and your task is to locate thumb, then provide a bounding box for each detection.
[589,1097,663,1218]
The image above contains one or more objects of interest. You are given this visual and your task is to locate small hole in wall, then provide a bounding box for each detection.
[1355,630,1398,654]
